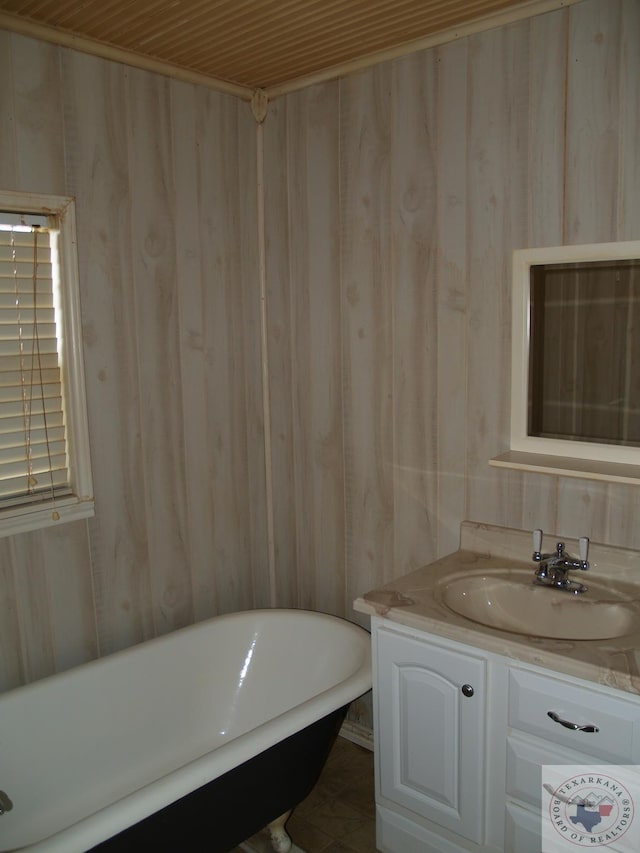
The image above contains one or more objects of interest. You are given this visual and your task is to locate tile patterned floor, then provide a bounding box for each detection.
[236,736,377,853]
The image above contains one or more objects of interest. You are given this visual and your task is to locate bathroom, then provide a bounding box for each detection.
[0,0,638,849]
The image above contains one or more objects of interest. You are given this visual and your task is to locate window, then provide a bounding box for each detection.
[490,240,640,485]
[0,191,93,536]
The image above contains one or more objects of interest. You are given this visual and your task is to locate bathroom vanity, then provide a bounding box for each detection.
[354,522,640,853]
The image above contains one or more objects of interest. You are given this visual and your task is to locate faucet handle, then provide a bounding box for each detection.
[533,528,543,560]
[579,536,589,566]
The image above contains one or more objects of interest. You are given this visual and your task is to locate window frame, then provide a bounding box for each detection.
[0,190,94,536]
[509,240,640,466]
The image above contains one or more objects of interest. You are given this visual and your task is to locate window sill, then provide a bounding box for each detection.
[0,497,95,538]
[489,451,640,486]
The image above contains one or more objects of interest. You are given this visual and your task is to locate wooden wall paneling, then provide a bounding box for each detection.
[0,540,23,690]
[169,80,218,621]
[0,34,23,691]
[262,97,299,607]
[527,8,568,251]
[390,51,439,572]
[10,34,65,194]
[1,0,638,695]
[285,82,346,615]
[557,0,621,541]
[606,0,640,548]
[204,95,264,614]
[564,0,621,247]
[617,0,640,243]
[3,36,98,684]
[13,524,95,684]
[340,65,395,611]
[282,89,316,610]
[435,38,469,557]
[518,7,568,533]
[63,53,154,655]
[224,99,261,613]
[126,68,193,634]
[606,482,640,552]
[10,532,56,682]
[38,521,98,672]
[236,102,271,611]
[555,477,610,543]
[464,23,529,527]
[0,31,17,188]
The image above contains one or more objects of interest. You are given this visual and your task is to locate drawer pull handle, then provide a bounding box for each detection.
[547,710,599,733]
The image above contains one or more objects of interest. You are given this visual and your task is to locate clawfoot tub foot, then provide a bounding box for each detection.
[267,810,292,853]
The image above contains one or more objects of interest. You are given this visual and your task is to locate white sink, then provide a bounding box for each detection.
[438,569,640,640]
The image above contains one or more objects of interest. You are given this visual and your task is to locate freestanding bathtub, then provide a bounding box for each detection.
[0,608,371,852]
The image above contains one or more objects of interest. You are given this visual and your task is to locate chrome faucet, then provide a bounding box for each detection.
[532,529,589,594]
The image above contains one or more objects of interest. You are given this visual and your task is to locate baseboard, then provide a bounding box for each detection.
[339,719,374,751]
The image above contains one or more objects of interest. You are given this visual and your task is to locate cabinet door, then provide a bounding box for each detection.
[376,626,487,843]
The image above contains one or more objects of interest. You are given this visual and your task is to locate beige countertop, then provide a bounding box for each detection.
[354,521,640,695]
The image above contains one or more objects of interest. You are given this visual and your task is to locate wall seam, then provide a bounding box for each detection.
[255,113,278,607]
[337,79,349,617]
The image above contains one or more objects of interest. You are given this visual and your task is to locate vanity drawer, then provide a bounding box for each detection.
[506,733,597,809]
[509,668,640,763]
[505,801,541,853]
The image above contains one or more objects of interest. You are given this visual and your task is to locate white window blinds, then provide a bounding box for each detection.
[0,213,71,508]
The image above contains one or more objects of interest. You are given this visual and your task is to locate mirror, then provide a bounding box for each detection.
[510,240,640,466]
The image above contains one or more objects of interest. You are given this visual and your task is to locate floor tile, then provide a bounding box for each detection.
[236,736,376,853]
[289,737,376,852]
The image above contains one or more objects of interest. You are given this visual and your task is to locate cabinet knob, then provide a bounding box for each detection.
[461,684,474,697]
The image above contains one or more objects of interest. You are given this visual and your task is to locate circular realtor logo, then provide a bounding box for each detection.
[546,772,635,847]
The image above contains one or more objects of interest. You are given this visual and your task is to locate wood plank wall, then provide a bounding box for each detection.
[262,0,640,627]
[0,32,269,692]
[0,0,639,698]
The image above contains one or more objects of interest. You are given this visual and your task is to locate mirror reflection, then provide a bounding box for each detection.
[528,258,640,448]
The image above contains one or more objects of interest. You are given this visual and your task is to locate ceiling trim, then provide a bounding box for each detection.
[0,0,584,104]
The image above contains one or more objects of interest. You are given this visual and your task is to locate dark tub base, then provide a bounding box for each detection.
[91,704,348,853]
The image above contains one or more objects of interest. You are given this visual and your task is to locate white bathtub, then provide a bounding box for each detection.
[0,608,371,852]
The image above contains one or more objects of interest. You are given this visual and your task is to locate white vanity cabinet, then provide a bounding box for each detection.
[371,616,640,853]
[505,667,640,853]
[373,618,507,853]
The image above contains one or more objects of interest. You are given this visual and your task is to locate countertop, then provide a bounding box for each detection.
[353,521,640,695]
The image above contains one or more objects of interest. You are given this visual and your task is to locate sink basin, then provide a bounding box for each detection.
[438,569,640,640]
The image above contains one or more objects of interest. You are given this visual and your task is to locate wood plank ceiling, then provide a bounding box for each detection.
[0,0,579,97]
